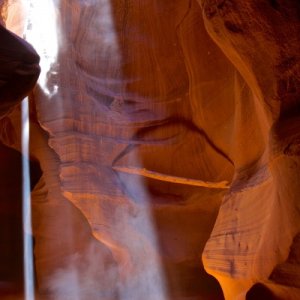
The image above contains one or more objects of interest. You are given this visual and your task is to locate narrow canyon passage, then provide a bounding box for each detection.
[0,0,300,299]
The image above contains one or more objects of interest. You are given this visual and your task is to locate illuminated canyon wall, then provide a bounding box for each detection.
[0,0,299,299]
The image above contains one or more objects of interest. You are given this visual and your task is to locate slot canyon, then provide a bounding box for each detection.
[0,0,299,299]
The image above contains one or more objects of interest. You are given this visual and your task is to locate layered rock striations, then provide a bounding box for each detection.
[199,0,300,298]
[0,0,299,299]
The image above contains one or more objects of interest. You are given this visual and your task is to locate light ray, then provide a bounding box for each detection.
[21,97,35,300]
[8,0,169,298]
[23,0,59,97]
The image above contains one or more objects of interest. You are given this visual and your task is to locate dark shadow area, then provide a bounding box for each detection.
[163,260,224,300]
[0,142,41,298]
[0,24,40,117]
[246,283,278,300]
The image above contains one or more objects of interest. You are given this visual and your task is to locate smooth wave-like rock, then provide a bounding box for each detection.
[0,0,299,299]
[200,0,300,298]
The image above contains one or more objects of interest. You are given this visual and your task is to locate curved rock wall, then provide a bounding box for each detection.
[199,0,300,298]
[0,0,299,299]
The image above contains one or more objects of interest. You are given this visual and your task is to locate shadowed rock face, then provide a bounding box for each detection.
[0,0,300,299]
[0,24,40,118]
[0,10,40,299]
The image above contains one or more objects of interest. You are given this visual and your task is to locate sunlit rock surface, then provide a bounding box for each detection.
[0,0,299,299]
[199,0,300,299]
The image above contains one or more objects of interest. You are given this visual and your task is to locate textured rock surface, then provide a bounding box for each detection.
[0,0,300,299]
[29,1,228,298]
[199,0,300,299]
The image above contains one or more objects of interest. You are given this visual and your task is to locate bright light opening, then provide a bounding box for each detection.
[23,0,58,97]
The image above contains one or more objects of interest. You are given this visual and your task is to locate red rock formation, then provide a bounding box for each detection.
[199,0,300,298]
[0,0,299,299]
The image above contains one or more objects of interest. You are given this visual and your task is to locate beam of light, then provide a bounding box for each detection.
[21,98,35,300]
[22,0,59,97]
[116,166,169,300]
[5,2,36,299]
[9,0,169,298]
[20,2,36,299]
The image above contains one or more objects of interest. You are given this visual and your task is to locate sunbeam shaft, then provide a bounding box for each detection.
[21,98,35,300]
